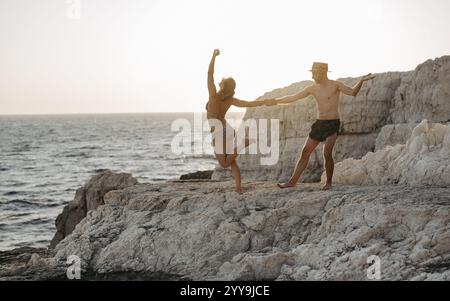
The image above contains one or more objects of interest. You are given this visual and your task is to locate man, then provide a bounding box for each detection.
[271,62,375,190]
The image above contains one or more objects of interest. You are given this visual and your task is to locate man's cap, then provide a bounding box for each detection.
[309,62,331,72]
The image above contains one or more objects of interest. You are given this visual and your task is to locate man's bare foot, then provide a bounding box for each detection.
[277,182,296,189]
[321,183,332,191]
[235,187,243,194]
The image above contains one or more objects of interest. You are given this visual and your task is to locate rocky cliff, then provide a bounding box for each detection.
[1,177,448,281]
[213,56,450,182]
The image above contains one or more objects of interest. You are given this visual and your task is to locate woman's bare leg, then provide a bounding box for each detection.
[215,153,227,168]
[214,134,254,193]
[215,152,237,169]
[224,137,256,167]
[214,134,235,168]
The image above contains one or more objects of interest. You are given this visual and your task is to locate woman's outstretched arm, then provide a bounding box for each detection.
[229,98,276,108]
[207,49,220,98]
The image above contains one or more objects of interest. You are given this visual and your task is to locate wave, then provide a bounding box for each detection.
[3,191,20,196]
[1,199,37,207]
[79,146,100,150]
[92,168,110,173]
[21,217,53,226]
[0,199,59,210]
[150,178,168,181]
[185,154,215,160]
[9,144,40,153]
[62,152,90,158]
[7,181,28,187]
[34,182,57,188]
[4,152,23,157]
[0,212,30,220]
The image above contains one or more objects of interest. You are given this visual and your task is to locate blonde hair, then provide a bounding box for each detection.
[220,77,236,100]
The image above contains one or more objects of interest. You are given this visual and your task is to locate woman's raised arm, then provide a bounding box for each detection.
[207,49,220,98]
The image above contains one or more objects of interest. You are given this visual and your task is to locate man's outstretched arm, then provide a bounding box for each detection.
[273,86,312,105]
[337,73,376,96]
[207,49,220,97]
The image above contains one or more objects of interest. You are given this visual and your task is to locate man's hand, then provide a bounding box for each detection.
[213,49,220,57]
[362,73,376,81]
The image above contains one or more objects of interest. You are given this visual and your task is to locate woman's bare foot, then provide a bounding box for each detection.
[277,182,296,189]
[321,183,332,191]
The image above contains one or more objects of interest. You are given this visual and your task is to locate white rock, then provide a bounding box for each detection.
[329,120,450,186]
[45,180,450,281]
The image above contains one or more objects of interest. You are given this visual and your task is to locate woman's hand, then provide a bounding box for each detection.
[208,49,220,97]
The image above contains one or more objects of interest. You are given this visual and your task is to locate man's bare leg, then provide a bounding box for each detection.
[278,138,320,189]
[322,133,338,191]
[230,160,242,193]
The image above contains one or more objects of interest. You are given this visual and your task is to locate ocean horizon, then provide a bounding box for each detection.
[0,112,244,251]
[0,111,246,116]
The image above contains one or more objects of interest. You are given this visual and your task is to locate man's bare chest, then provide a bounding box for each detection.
[312,86,340,102]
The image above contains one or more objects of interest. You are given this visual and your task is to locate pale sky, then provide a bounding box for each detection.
[0,0,449,115]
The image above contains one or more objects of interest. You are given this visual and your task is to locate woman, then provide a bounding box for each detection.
[206,49,275,193]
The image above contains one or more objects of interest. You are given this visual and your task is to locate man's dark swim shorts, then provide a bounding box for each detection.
[309,119,341,142]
